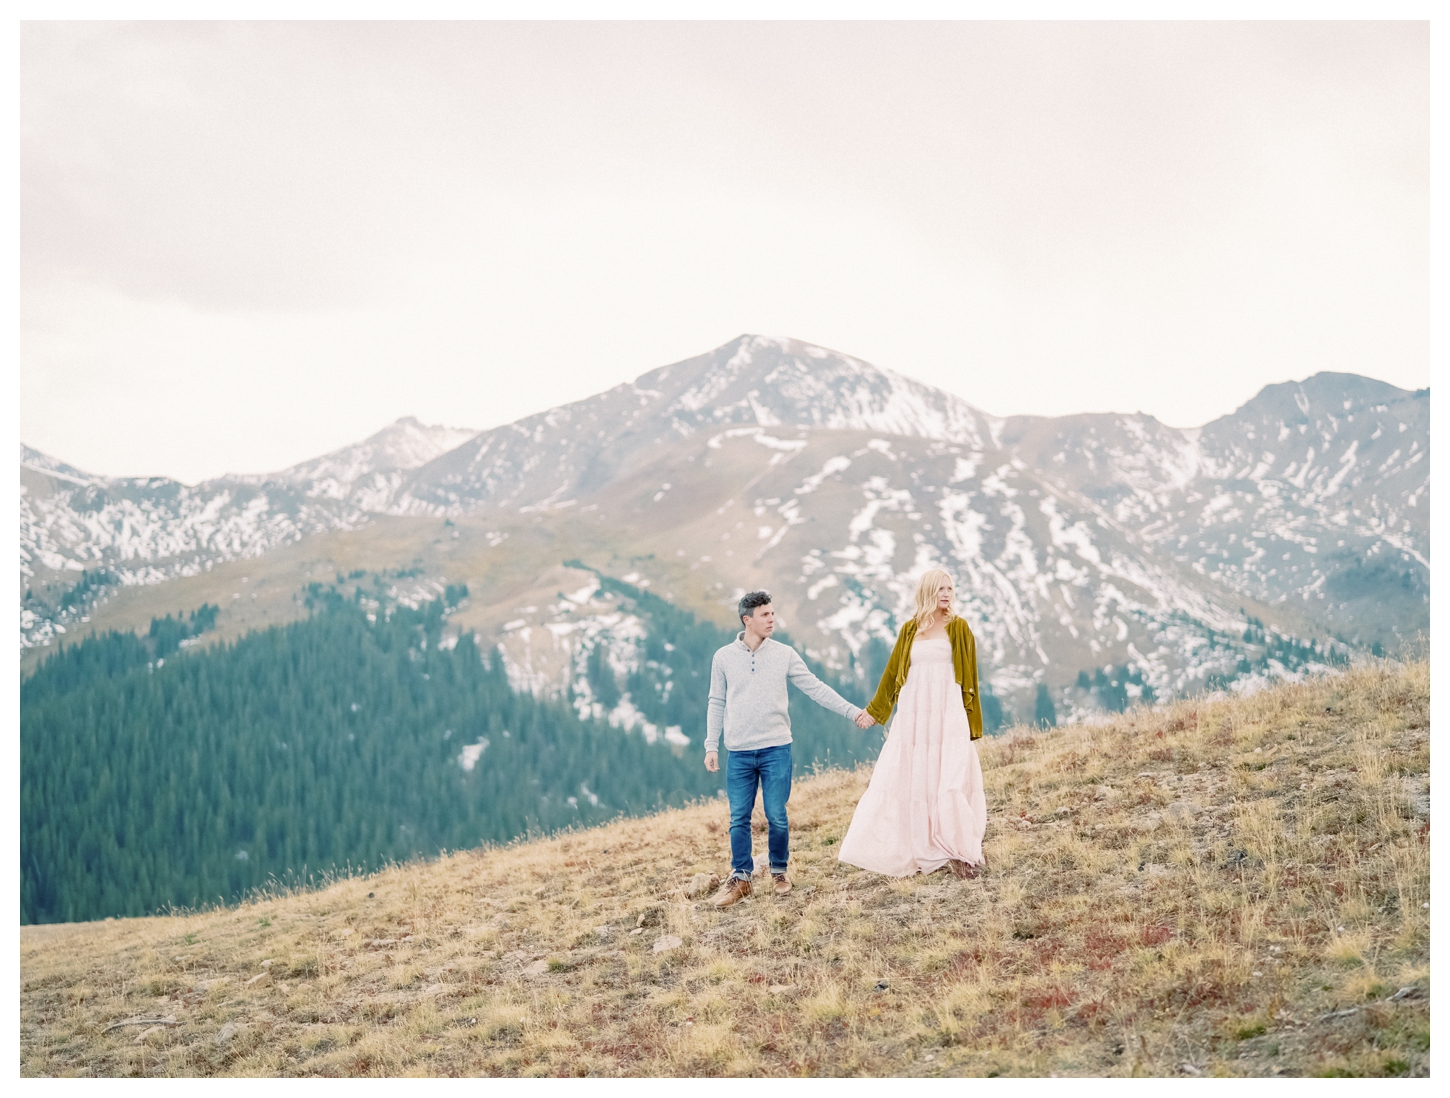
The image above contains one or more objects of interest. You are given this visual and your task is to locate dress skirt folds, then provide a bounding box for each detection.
[838,634,987,876]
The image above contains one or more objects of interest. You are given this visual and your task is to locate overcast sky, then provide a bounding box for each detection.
[20,20,1428,484]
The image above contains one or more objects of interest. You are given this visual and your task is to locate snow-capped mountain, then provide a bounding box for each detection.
[21,336,1428,722]
[485,421,1350,732]
[378,335,1426,642]
[18,417,474,649]
[246,416,479,511]
[998,373,1429,639]
[387,335,997,514]
[20,446,363,576]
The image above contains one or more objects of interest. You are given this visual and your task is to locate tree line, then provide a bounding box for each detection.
[21,580,879,924]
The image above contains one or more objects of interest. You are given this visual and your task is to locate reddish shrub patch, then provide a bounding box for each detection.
[1017,986,1075,1024]
[1074,998,1112,1024]
[1024,987,1073,1010]
[1083,930,1126,970]
[1001,736,1035,766]
[1084,929,1123,952]
[948,948,986,978]
[591,1042,641,1064]
[1278,867,1308,889]
[1141,924,1173,946]
[1002,936,1063,976]
[1164,710,1198,733]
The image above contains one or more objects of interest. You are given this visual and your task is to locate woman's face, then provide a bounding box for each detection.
[935,580,954,610]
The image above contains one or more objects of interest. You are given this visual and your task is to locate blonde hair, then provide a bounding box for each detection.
[913,569,956,631]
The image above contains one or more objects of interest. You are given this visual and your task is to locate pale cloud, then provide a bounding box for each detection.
[20,21,1428,483]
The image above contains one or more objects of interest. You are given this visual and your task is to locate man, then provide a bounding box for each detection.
[704,591,864,907]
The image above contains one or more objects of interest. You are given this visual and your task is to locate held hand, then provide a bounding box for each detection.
[855,711,877,729]
[704,751,719,772]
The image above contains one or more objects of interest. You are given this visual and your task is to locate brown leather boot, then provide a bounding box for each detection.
[771,873,792,896]
[712,877,752,908]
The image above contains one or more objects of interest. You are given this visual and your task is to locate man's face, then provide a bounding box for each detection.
[743,603,775,637]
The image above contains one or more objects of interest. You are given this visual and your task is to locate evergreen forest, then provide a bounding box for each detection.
[21,580,881,924]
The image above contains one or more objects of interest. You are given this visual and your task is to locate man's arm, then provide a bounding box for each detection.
[704,651,726,759]
[786,649,861,721]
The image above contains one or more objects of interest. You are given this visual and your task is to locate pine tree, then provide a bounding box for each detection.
[1034,683,1057,729]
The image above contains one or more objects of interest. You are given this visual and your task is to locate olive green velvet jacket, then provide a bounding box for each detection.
[864,616,983,740]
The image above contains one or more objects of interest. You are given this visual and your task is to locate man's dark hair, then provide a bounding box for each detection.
[738,590,772,626]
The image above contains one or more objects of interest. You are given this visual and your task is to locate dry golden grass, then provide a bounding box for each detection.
[20,660,1429,1078]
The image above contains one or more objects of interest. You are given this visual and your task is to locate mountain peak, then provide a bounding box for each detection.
[20,445,103,487]
[647,334,996,443]
[226,417,481,508]
[389,335,998,516]
[1219,372,1421,429]
[274,418,477,480]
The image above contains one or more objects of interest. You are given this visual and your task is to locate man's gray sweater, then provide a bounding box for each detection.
[704,634,861,755]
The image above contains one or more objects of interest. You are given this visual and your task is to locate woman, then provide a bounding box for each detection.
[838,569,988,879]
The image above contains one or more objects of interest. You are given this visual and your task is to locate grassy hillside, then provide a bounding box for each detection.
[20,660,1428,1078]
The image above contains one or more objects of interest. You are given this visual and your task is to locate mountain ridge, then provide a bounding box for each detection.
[20,335,1428,720]
[384,335,998,516]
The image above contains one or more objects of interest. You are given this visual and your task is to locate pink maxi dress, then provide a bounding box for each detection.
[837,633,988,876]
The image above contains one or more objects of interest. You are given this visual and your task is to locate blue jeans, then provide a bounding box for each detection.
[726,743,793,879]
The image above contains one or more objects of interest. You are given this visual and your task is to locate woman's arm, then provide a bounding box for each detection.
[963,627,983,740]
[950,618,985,740]
[865,624,911,725]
